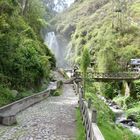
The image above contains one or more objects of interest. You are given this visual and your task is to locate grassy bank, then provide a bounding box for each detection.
[76,108,85,140]
[85,83,140,140]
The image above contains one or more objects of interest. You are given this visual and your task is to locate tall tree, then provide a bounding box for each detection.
[80,46,90,96]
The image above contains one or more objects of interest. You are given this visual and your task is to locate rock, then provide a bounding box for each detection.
[11,90,18,97]
[128,122,135,126]
[114,105,120,110]
[120,119,132,124]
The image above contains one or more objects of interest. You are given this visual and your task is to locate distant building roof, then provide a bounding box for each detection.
[131,59,140,65]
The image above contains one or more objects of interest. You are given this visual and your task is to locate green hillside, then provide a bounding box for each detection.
[54,0,140,72]
[0,0,55,106]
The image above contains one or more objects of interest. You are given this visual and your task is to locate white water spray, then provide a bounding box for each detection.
[45,32,70,68]
[45,32,61,67]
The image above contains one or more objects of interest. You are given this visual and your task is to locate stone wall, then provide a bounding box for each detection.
[0,82,59,126]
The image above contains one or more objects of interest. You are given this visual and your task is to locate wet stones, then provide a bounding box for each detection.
[120,119,135,127]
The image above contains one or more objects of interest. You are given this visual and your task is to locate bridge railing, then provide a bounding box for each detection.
[87,72,140,79]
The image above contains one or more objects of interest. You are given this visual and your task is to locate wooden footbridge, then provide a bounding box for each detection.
[65,69,140,83]
[86,72,140,82]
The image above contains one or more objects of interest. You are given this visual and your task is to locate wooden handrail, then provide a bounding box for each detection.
[73,82,105,140]
[79,97,105,140]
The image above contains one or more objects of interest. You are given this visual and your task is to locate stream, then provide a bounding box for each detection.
[98,95,140,136]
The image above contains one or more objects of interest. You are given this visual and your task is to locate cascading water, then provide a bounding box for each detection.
[45,32,65,67]
[44,0,75,68]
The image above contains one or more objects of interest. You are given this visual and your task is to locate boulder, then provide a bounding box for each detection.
[120,119,132,124]
[128,121,135,126]
[11,90,18,97]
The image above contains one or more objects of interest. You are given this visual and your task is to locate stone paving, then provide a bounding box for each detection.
[0,84,78,140]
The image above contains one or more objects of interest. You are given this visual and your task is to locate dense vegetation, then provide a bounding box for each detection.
[0,0,55,106]
[0,0,140,139]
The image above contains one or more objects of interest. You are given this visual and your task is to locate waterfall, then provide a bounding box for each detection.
[45,32,68,68]
[44,0,75,68]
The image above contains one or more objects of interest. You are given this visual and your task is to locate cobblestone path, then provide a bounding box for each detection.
[0,84,78,140]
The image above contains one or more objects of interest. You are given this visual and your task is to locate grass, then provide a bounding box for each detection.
[76,108,85,140]
[99,121,140,140]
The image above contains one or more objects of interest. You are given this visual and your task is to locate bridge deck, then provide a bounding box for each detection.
[87,72,140,81]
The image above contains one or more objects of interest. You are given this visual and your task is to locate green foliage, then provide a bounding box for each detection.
[23,0,47,35]
[0,0,56,92]
[80,46,90,95]
[56,0,140,98]
[120,45,140,65]
[135,80,140,95]
[99,83,119,99]
[0,85,15,107]
[10,41,50,89]
[97,44,119,72]
[80,46,90,75]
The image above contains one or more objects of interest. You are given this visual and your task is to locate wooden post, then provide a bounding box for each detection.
[77,82,79,94]
[88,98,92,109]
[92,109,97,123]
[81,86,85,98]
